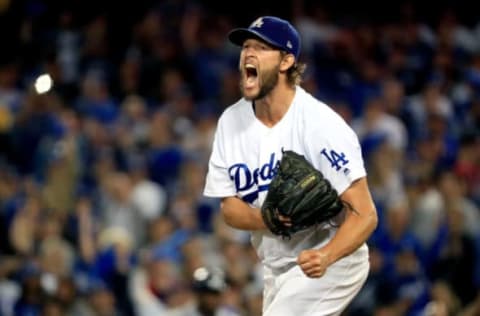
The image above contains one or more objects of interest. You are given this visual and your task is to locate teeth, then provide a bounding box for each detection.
[245,64,256,69]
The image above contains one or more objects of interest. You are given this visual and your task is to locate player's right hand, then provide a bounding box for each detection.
[297,248,332,278]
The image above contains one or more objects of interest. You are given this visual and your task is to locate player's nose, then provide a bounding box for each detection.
[241,46,257,58]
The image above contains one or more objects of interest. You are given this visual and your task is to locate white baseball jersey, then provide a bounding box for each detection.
[204,86,369,315]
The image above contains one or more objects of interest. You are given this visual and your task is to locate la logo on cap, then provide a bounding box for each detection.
[251,17,264,28]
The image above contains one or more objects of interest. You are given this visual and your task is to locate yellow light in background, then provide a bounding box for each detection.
[0,0,10,13]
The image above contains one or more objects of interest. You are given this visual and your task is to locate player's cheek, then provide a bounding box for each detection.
[238,54,246,70]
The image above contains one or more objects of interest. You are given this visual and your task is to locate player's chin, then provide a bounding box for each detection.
[241,87,259,101]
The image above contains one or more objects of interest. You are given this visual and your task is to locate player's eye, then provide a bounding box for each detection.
[243,43,254,50]
[242,42,272,52]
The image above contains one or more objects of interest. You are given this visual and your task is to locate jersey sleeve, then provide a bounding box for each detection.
[307,108,366,195]
[203,117,237,198]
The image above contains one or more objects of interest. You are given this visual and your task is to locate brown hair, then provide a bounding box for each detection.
[287,62,307,87]
[281,51,307,87]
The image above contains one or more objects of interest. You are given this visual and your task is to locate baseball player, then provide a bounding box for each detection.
[203,16,378,315]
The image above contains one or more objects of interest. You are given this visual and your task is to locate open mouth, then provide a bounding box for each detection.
[244,63,258,88]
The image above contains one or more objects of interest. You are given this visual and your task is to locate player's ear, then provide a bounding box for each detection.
[279,53,295,72]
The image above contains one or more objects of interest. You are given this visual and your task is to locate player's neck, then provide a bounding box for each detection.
[254,84,296,127]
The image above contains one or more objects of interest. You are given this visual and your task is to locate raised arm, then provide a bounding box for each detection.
[220,196,267,231]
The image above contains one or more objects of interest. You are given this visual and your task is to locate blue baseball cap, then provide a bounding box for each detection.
[228,16,301,59]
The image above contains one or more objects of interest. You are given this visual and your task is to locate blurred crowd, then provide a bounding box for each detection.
[0,0,480,315]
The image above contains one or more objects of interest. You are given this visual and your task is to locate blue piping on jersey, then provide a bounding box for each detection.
[241,184,269,203]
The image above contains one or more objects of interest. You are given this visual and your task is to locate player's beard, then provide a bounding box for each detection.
[240,64,280,101]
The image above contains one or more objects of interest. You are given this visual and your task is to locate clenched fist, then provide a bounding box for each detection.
[297,249,333,278]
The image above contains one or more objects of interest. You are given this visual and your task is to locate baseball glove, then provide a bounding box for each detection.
[261,150,346,238]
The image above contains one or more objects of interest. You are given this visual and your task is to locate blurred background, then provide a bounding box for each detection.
[0,0,480,315]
